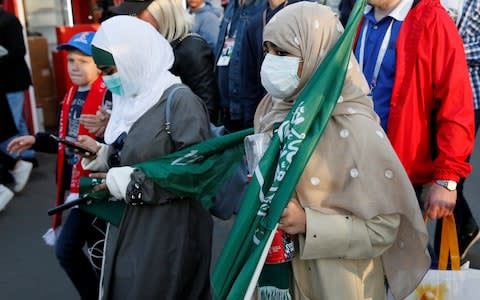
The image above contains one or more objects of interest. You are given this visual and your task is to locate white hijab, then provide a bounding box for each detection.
[92,16,181,144]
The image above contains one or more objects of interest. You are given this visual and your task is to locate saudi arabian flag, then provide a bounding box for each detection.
[211,1,366,299]
[78,128,254,224]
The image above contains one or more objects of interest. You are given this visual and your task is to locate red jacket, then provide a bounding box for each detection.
[52,77,107,230]
[357,0,475,185]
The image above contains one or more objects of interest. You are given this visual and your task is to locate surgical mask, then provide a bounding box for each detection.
[261,54,301,99]
[102,73,124,96]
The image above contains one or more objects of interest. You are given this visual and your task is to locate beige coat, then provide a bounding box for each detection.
[292,215,398,300]
[255,3,430,300]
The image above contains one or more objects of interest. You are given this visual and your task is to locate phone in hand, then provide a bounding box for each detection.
[49,134,96,156]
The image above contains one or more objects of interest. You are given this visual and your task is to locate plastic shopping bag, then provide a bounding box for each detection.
[388,215,480,299]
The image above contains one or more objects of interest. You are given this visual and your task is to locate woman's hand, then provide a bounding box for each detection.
[89,172,108,192]
[76,135,101,157]
[7,135,35,156]
[279,197,306,235]
[80,107,110,137]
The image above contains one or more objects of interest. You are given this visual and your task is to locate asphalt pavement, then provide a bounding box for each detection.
[1,137,480,299]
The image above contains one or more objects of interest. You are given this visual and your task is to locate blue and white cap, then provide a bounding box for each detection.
[57,31,95,56]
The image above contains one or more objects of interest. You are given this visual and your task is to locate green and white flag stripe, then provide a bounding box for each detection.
[212,1,366,299]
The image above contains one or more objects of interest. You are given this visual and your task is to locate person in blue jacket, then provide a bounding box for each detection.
[215,0,266,132]
[189,0,222,50]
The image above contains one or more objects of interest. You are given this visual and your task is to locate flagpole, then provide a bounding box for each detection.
[244,224,278,300]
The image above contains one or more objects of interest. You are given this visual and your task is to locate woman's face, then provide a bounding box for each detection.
[264,41,303,78]
[98,65,125,96]
[188,0,204,10]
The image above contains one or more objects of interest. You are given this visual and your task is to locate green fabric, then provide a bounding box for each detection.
[91,45,116,67]
[211,1,366,299]
[78,177,124,226]
[78,128,253,226]
[258,263,291,289]
[133,128,253,207]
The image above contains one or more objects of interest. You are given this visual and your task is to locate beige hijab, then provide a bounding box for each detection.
[254,3,430,300]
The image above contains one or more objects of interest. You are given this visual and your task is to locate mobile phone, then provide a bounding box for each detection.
[49,134,96,156]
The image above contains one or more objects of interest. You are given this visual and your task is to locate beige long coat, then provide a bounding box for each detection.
[255,3,430,300]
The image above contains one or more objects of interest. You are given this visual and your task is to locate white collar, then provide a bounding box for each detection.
[364,0,414,21]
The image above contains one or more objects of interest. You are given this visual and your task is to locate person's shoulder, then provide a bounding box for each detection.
[407,0,458,30]
[200,9,221,21]
[198,3,222,18]
[167,84,203,106]
[244,0,267,12]
[410,0,450,19]
[247,9,264,29]
[0,9,20,26]
[174,34,211,53]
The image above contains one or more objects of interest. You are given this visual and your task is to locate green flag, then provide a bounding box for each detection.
[78,128,253,224]
[211,1,366,299]
[79,177,124,226]
[134,128,253,208]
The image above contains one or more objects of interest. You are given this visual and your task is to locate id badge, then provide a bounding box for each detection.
[217,37,235,67]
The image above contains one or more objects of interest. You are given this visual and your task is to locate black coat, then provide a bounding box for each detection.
[170,34,220,123]
[0,9,32,93]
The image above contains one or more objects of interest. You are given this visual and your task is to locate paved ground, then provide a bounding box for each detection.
[1,137,480,299]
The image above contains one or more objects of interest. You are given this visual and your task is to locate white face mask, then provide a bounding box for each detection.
[261,53,301,99]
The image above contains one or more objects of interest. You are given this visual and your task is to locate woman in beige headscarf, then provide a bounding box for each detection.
[254,2,430,300]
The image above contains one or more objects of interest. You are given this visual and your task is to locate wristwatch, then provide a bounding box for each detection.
[435,180,457,191]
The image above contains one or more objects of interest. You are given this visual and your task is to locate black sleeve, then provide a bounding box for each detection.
[0,12,31,92]
[0,14,26,65]
[339,0,356,27]
[171,36,220,123]
[32,132,58,153]
[32,100,62,153]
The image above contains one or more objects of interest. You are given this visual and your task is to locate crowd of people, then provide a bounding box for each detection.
[1,0,480,299]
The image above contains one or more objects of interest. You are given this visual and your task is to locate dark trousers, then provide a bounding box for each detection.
[453,109,480,228]
[55,208,106,300]
[0,150,16,184]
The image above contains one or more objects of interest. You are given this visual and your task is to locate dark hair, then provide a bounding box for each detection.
[63,46,90,56]
[0,0,4,6]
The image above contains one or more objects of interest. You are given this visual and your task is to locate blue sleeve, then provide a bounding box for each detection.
[239,16,267,128]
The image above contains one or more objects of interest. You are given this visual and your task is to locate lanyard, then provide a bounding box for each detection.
[359,18,395,88]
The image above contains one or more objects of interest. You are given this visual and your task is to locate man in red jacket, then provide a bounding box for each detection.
[354,0,476,258]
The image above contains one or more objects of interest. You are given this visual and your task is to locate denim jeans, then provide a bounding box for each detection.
[0,91,35,159]
[55,208,106,300]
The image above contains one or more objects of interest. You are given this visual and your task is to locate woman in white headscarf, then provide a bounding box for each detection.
[79,16,213,300]
[254,3,430,300]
